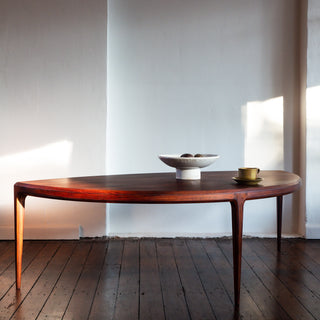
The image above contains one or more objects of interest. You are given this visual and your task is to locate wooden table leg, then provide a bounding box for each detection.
[277,196,283,252]
[230,195,245,308]
[14,190,26,290]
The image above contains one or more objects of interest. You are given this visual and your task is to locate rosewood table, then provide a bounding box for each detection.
[14,170,300,307]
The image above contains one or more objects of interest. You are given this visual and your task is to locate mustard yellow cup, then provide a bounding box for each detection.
[238,167,260,180]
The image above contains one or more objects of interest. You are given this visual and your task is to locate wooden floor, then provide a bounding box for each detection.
[0,238,320,320]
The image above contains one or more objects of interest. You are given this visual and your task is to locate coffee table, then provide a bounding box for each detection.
[14,170,300,307]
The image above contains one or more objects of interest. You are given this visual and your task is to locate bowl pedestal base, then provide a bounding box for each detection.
[176,168,201,180]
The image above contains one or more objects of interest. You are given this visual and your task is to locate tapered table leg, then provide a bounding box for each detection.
[277,196,283,252]
[230,196,245,308]
[15,190,26,290]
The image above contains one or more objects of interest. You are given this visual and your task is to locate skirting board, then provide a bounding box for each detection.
[106,232,302,238]
[0,225,79,240]
[0,227,303,240]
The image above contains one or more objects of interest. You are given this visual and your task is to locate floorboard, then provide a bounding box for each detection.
[63,242,107,320]
[243,239,314,320]
[156,239,190,320]
[12,242,76,320]
[88,240,123,320]
[139,239,165,320]
[37,241,92,320]
[1,242,60,320]
[113,240,140,320]
[251,239,320,319]
[186,239,234,320]
[0,238,319,320]
[202,239,264,319]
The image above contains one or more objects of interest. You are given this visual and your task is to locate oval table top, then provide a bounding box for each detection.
[14,170,301,204]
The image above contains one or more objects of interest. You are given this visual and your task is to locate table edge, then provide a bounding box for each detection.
[14,171,301,204]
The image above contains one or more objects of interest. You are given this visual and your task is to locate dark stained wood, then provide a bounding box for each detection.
[230,195,245,308]
[0,242,61,319]
[63,242,107,320]
[0,241,46,300]
[291,239,320,281]
[186,239,234,320]
[1,238,320,319]
[242,239,315,320]
[14,170,301,307]
[172,239,216,319]
[156,239,190,320]
[15,171,300,203]
[12,242,76,319]
[37,241,92,320]
[258,239,320,319]
[202,239,264,320]
[0,241,15,280]
[139,239,165,320]
[277,196,283,251]
[89,240,124,320]
[218,239,291,320]
[0,241,11,254]
[113,240,140,320]
[0,241,14,275]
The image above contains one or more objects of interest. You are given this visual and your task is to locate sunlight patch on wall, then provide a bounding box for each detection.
[306,85,320,132]
[0,140,73,218]
[306,85,320,160]
[0,140,73,170]
[243,96,284,169]
[306,85,320,238]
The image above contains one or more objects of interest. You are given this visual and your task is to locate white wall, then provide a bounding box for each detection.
[0,0,306,239]
[107,0,301,237]
[306,0,320,238]
[0,0,107,239]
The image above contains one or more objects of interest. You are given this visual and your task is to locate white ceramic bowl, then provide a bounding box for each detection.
[158,154,220,180]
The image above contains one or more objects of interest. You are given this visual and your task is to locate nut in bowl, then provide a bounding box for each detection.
[158,154,220,180]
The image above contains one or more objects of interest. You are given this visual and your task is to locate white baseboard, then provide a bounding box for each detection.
[106,231,302,238]
[0,227,304,240]
[107,232,232,238]
[0,225,79,240]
